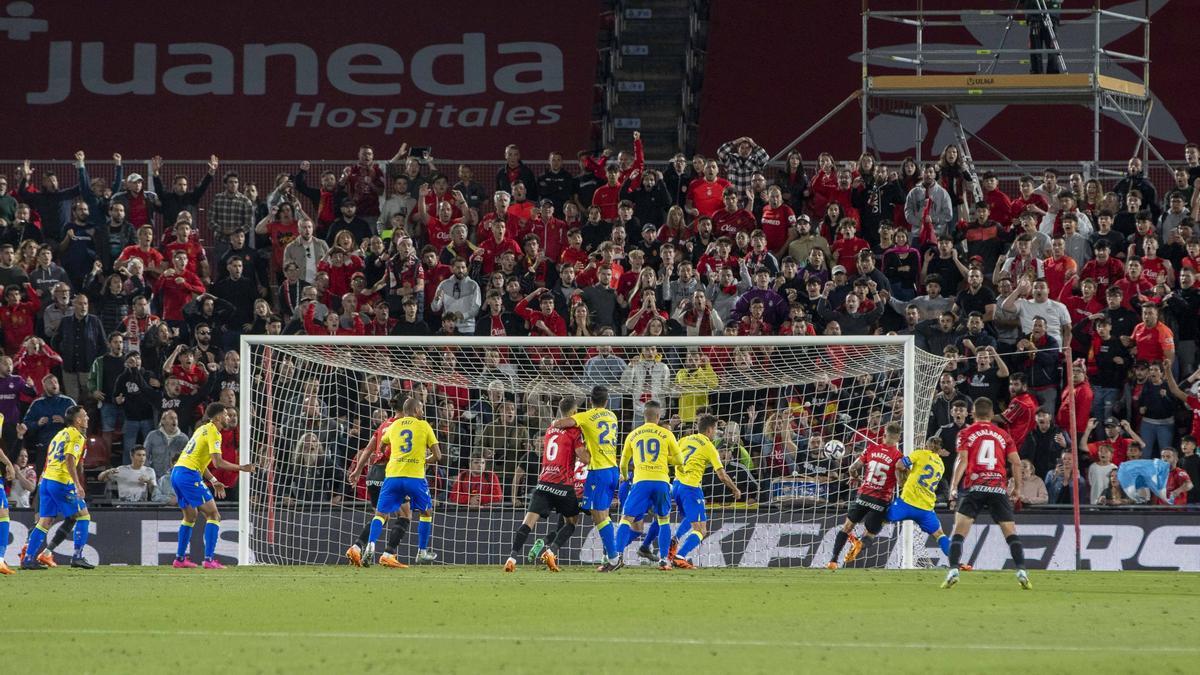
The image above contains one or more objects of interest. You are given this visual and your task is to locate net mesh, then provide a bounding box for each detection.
[242,337,946,567]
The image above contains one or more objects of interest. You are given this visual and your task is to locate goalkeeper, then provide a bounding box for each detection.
[347,394,413,568]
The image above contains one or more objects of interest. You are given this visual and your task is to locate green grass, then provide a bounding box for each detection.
[4,566,1198,675]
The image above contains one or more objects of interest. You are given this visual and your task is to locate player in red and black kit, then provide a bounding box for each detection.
[828,422,903,569]
[944,398,1031,590]
[346,394,413,568]
[504,396,591,573]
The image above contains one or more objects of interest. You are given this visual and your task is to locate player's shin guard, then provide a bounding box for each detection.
[0,517,9,557]
[1005,534,1026,569]
[656,518,674,559]
[676,529,703,559]
[551,519,575,552]
[72,516,90,558]
[937,535,950,557]
[368,515,385,544]
[510,524,532,557]
[417,516,432,551]
[203,519,220,560]
[830,530,850,562]
[23,525,48,565]
[948,534,964,568]
[615,521,633,552]
[177,520,195,559]
[385,517,410,555]
[596,518,617,559]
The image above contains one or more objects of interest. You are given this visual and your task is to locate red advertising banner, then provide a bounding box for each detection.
[698,0,1198,162]
[0,1,600,159]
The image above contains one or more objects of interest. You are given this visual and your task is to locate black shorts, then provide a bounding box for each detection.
[366,464,386,505]
[846,494,889,534]
[956,489,1016,523]
[528,483,581,519]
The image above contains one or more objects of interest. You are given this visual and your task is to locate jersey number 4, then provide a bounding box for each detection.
[975,440,997,470]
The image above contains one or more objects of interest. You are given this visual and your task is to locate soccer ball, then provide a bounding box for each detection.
[822,440,846,461]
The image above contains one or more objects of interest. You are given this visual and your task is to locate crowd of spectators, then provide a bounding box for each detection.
[2,137,1199,511]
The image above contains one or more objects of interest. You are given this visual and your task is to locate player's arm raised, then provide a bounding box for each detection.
[551,415,579,429]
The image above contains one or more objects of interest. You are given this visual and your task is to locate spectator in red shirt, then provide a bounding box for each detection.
[759,186,796,257]
[736,297,774,336]
[686,160,732,219]
[809,153,838,218]
[116,225,165,281]
[830,220,870,273]
[0,283,40,355]
[154,250,206,326]
[531,199,568,264]
[341,145,387,218]
[1157,448,1194,505]
[163,344,208,396]
[478,219,523,275]
[13,336,61,396]
[1010,175,1050,227]
[515,288,566,337]
[999,373,1039,449]
[980,172,1013,225]
[1079,240,1124,294]
[1112,258,1153,309]
[712,187,756,239]
[162,220,209,282]
[591,166,622,221]
[449,454,504,508]
[1129,304,1175,366]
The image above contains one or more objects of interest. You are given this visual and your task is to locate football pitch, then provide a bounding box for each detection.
[3,566,1197,675]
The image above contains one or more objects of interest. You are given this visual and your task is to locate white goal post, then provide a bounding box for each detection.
[238,335,945,568]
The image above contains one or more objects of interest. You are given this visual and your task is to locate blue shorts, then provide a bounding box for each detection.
[38,478,86,519]
[583,467,620,512]
[171,467,214,509]
[377,477,432,514]
[886,499,942,535]
[0,478,7,510]
[622,480,671,520]
[672,480,707,524]
[618,479,632,505]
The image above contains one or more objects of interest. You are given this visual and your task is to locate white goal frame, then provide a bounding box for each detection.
[238,334,922,568]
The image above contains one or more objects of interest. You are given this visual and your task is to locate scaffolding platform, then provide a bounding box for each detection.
[867,73,1146,106]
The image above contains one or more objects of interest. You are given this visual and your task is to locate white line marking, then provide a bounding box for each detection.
[1,628,1196,654]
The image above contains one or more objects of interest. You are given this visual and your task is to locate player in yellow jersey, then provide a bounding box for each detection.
[348,396,442,568]
[613,401,681,570]
[170,403,256,569]
[19,406,94,570]
[885,437,952,560]
[552,385,623,571]
[668,415,741,569]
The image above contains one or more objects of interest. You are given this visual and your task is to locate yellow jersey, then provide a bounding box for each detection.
[675,433,723,488]
[43,426,87,485]
[899,449,944,511]
[175,422,223,473]
[383,417,439,479]
[619,423,680,483]
[572,408,620,470]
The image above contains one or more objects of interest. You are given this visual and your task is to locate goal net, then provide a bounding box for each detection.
[238,336,946,568]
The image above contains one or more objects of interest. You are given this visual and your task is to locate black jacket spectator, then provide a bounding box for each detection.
[620,178,673,227]
[52,310,106,373]
[154,173,213,227]
[496,162,539,201]
[537,168,576,214]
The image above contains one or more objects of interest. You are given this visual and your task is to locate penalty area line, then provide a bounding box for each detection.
[1,628,1197,654]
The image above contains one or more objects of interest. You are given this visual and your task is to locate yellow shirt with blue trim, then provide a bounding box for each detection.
[383,417,439,479]
[43,426,87,485]
[619,423,680,483]
[899,449,944,511]
[572,407,620,470]
[675,433,723,488]
[175,422,223,473]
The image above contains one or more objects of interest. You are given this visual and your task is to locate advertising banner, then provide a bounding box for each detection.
[5,508,1198,570]
[0,1,600,158]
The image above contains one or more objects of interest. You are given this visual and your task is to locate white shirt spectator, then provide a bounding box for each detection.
[1088,462,1116,504]
[431,274,482,333]
[101,453,157,502]
[9,463,37,508]
[1010,296,1072,344]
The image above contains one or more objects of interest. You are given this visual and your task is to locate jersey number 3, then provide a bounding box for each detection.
[396,429,414,454]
